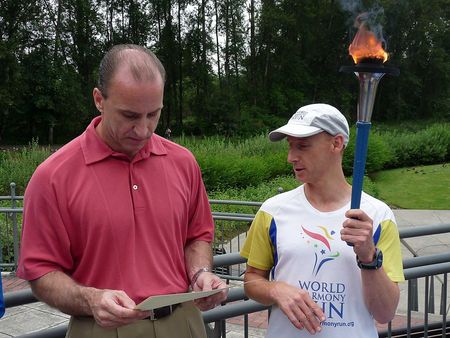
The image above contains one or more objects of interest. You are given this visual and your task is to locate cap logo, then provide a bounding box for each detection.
[291,110,308,120]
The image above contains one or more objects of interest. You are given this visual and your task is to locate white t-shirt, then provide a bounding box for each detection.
[241,185,404,338]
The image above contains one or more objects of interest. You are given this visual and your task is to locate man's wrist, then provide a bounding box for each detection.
[357,248,383,270]
[191,267,211,287]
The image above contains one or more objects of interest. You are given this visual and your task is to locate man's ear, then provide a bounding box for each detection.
[332,134,346,152]
[92,88,104,113]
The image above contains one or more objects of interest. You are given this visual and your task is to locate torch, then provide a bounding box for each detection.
[340,13,399,214]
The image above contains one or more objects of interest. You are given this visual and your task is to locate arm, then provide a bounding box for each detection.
[244,265,325,334]
[341,209,400,323]
[30,271,149,328]
[184,240,228,310]
[361,269,399,323]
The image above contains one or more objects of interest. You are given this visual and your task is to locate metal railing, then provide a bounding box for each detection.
[2,183,450,337]
[3,252,450,338]
[0,183,23,271]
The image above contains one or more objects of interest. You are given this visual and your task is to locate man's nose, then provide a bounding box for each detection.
[287,150,296,163]
[133,120,150,138]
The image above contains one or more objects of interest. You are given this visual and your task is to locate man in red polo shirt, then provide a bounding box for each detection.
[17,44,227,338]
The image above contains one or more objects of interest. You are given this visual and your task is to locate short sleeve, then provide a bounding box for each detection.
[186,159,214,243]
[377,214,405,282]
[240,210,275,271]
[17,167,74,281]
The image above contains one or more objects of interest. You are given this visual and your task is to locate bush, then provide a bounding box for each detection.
[342,126,394,176]
[0,140,52,195]
[381,124,450,168]
[177,134,291,191]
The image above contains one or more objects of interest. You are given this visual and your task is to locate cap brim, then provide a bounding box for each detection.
[268,125,323,142]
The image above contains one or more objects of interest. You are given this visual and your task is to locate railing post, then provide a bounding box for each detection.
[428,275,435,314]
[441,274,448,337]
[410,278,419,311]
[424,276,429,337]
[11,182,19,272]
[205,321,224,338]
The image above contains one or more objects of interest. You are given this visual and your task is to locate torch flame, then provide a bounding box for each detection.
[349,14,388,64]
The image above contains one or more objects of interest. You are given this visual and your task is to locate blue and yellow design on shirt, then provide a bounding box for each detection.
[240,185,404,338]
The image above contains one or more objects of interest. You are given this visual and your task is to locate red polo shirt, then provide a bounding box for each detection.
[17,117,214,303]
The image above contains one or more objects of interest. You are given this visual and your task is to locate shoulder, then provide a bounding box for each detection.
[155,134,197,163]
[28,137,83,186]
[260,185,303,215]
[361,192,393,215]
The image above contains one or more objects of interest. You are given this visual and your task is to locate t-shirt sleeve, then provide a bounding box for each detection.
[16,167,74,281]
[240,210,275,271]
[186,159,214,243]
[376,210,405,282]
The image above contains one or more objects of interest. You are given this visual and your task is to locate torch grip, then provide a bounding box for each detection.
[347,121,371,246]
[351,121,372,209]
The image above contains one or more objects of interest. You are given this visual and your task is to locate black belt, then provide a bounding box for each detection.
[144,303,180,320]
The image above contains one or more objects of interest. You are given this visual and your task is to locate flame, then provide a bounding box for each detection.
[349,15,388,64]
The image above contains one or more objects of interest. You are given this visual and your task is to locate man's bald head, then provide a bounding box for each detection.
[97,44,166,98]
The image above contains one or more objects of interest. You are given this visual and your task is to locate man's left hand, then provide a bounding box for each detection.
[192,272,228,311]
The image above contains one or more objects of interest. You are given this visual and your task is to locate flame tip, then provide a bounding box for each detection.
[349,18,388,64]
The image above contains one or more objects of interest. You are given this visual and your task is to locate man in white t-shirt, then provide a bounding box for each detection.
[240,103,404,338]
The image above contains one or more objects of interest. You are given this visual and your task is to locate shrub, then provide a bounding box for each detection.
[382,124,450,168]
[177,134,291,191]
[342,126,394,176]
[0,140,52,195]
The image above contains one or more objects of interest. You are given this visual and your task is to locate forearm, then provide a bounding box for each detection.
[30,271,96,316]
[184,240,213,283]
[244,271,275,306]
[361,269,399,323]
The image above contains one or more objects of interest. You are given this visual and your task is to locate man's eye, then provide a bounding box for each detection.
[147,111,159,118]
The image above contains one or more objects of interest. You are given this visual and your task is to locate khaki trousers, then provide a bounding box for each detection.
[65,302,207,338]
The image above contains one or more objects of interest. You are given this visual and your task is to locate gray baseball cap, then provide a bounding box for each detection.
[269,103,350,145]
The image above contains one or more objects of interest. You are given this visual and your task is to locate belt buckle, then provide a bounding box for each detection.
[148,310,156,321]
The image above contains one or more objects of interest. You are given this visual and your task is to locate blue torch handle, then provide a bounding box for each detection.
[351,121,372,209]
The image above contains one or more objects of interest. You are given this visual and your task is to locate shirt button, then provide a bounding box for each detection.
[133,184,138,190]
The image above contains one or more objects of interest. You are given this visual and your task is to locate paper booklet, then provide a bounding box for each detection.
[135,286,232,311]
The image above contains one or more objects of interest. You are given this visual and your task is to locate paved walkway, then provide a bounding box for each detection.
[2,210,450,337]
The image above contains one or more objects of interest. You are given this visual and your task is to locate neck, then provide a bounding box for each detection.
[303,171,351,212]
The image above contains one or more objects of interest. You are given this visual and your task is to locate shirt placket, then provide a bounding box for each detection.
[129,162,144,209]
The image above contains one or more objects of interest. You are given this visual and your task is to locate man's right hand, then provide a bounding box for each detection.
[244,266,325,334]
[85,288,150,328]
[269,281,325,334]
[30,271,149,329]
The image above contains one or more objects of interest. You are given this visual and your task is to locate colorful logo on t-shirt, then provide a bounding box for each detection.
[301,225,340,276]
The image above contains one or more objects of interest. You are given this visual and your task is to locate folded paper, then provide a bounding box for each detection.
[135,286,231,311]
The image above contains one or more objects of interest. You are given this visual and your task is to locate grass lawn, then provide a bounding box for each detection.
[371,163,450,210]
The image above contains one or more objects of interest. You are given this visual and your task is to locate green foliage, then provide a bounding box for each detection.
[0,141,52,195]
[176,134,291,191]
[342,126,395,176]
[209,176,299,209]
[0,200,23,270]
[1,0,449,143]
[381,124,450,168]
